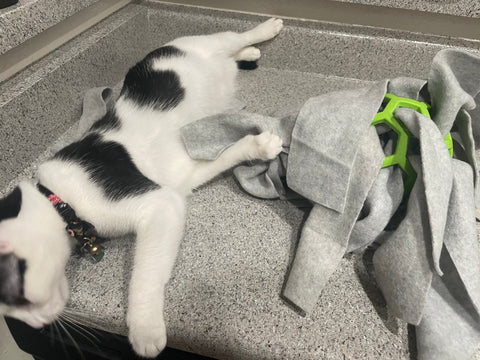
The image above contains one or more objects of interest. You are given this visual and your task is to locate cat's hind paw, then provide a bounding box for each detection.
[256,18,284,40]
[235,46,261,61]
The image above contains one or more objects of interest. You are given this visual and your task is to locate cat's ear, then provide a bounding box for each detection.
[0,187,22,222]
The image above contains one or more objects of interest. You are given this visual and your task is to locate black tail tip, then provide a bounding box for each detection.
[237,61,258,70]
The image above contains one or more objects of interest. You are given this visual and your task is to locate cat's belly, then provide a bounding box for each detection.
[104,126,196,191]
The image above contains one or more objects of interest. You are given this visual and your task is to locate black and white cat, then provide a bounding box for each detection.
[0,18,283,357]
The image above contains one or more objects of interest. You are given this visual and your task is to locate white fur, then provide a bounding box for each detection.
[0,182,70,328]
[1,18,284,358]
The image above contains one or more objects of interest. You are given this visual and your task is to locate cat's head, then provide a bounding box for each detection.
[0,182,71,328]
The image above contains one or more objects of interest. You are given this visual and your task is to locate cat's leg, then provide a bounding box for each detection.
[184,131,283,190]
[170,18,283,59]
[127,188,186,358]
[239,17,284,49]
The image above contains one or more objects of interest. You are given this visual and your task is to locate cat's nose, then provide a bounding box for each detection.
[0,253,27,306]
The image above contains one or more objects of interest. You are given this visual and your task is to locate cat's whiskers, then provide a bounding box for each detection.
[59,313,100,346]
[57,317,85,360]
[62,308,106,330]
[52,319,71,360]
[62,308,127,341]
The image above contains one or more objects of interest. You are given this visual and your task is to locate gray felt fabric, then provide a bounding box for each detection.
[83,48,480,359]
[373,156,436,325]
[180,48,480,359]
[283,126,384,313]
[286,81,388,213]
[417,157,480,358]
[399,108,453,277]
[428,50,480,222]
[77,87,115,137]
[347,165,404,253]
[386,77,426,100]
[429,50,480,138]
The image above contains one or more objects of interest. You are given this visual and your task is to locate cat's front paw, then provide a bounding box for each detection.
[128,314,167,358]
[254,131,283,160]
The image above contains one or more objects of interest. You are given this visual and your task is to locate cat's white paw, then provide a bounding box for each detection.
[254,131,283,160]
[257,18,284,39]
[236,46,261,61]
[128,314,167,358]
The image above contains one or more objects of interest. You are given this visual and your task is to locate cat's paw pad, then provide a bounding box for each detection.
[128,320,167,358]
[254,131,283,160]
[258,18,283,39]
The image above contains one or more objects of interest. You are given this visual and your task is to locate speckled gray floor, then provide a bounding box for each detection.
[336,0,480,17]
[0,0,99,55]
[1,1,480,359]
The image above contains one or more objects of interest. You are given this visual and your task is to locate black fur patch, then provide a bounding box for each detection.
[54,133,160,201]
[89,109,121,132]
[0,187,22,222]
[144,46,186,61]
[0,253,28,306]
[120,46,186,111]
[237,60,258,70]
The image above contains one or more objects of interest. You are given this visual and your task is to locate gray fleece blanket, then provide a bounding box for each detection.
[180,49,480,360]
